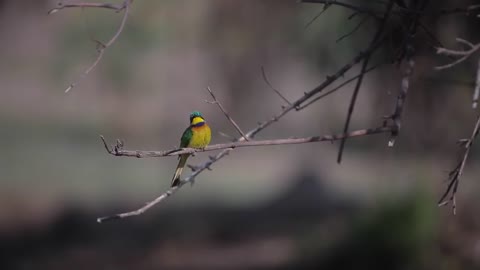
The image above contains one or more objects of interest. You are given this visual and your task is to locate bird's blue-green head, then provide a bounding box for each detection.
[189,111,205,125]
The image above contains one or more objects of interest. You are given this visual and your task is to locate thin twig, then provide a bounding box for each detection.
[48,1,125,14]
[301,0,381,19]
[336,15,369,43]
[435,38,480,70]
[49,0,132,93]
[438,113,480,214]
[304,3,331,29]
[337,0,395,164]
[206,87,249,141]
[261,66,292,105]
[296,62,385,110]
[97,125,393,222]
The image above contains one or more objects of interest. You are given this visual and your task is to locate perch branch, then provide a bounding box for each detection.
[97,125,393,222]
[100,126,394,158]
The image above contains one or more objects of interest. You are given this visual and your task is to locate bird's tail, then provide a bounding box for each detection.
[171,154,189,187]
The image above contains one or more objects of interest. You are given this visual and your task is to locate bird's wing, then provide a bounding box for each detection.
[180,126,193,148]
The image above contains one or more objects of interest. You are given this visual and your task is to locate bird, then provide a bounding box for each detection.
[171,111,211,187]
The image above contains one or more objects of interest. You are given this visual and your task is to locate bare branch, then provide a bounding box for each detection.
[337,0,395,164]
[48,1,126,14]
[303,3,331,29]
[49,0,132,93]
[301,0,381,19]
[296,62,385,111]
[261,66,292,105]
[438,113,480,214]
[387,45,414,147]
[206,87,249,141]
[438,5,480,16]
[100,126,394,159]
[435,38,480,70]
[97,125,393,222]
[336,15,369,43]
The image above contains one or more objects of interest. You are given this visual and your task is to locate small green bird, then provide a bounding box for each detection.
[171,111,212,187]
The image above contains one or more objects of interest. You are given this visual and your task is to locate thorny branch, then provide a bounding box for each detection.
[49,0,133,93]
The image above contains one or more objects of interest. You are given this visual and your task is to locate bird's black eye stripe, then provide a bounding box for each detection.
[191,121,205,127]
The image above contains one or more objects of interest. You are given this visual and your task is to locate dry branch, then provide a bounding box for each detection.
[296,62,385,111]
[438,113,480,214]
[261,67,292,105]
[435,38,480,70]
[97,125,393,222]
[337,0,395,164]
[100,126,394,159]
[49,0,133,92]
[387,47,414,147]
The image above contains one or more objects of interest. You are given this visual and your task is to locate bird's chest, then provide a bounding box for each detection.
[189,125,211,148]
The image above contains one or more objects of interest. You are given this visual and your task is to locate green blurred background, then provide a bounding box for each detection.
[1,0,480,269]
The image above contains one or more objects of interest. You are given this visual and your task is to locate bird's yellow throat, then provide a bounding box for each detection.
[191,116,205,126]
